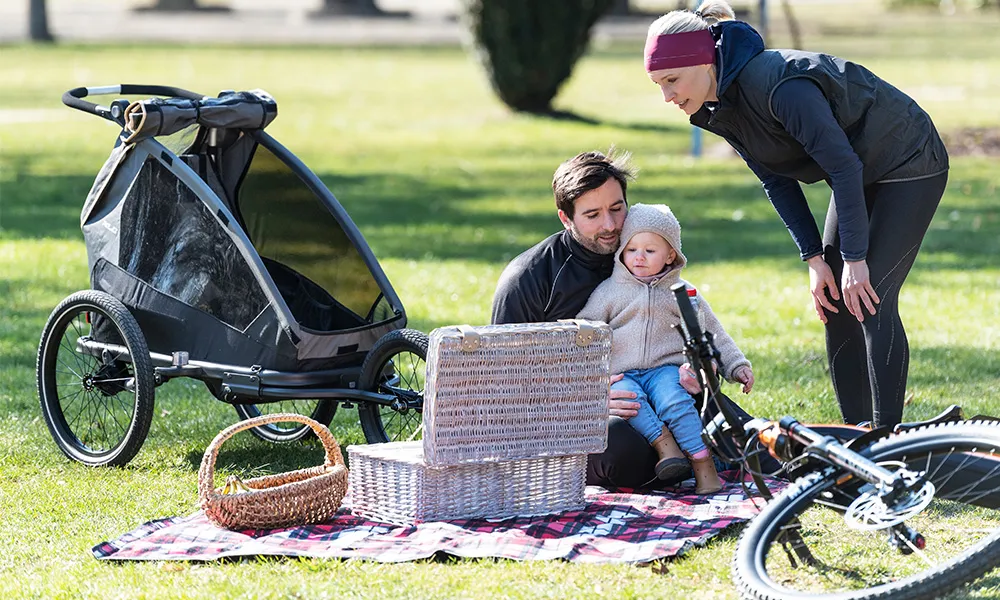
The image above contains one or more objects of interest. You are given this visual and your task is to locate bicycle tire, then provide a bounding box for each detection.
[733,420,1000,600]
[37,290,155,467]
[358,328,427,444]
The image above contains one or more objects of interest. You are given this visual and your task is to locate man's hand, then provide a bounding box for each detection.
[733,365,754,394]
[807,255,840,324]
[679,363,701,394]
[608,373,640,418]
[841,259,879,322]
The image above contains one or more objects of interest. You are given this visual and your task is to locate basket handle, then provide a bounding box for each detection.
[197,413,345,499]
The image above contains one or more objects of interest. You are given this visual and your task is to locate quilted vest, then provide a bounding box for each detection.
[692,45,949,185]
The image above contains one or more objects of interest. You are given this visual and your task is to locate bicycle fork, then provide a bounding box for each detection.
[756,417,935,559]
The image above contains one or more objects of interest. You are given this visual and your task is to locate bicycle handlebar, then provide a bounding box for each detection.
[672,281,704,343]
[62,85,204,123]
[670,281,739,429]
[670,282,778,494]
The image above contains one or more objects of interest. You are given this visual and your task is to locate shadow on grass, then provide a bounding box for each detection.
[3,158,996,271]
[323,171,803,263]
[532,108,685,135]
[186,436,328,477]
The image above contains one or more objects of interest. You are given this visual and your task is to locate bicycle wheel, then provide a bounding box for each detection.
[358,329,427,443]
[232,400,337,443]
[733,420,1000,600]
[37,290,155,467]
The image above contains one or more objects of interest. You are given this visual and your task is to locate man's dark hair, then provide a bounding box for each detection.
[552,148,637,218]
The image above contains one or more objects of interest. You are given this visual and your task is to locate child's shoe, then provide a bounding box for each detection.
[651,426,689,481]
[691,456,723,494]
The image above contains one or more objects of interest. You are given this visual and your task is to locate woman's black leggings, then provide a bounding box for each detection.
[822,172,948,428]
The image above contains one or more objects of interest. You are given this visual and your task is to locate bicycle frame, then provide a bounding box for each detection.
[670,282,942,506]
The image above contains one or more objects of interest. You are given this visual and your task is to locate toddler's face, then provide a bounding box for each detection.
[622,232,676,277]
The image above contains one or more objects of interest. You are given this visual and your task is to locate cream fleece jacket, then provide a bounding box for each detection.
[576,204,751,380]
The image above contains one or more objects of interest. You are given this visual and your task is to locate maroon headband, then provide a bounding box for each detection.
[644,29,716,72]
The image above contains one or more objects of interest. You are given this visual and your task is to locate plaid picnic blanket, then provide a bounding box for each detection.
[94,472,779,564]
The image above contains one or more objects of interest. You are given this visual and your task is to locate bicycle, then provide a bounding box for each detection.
[670,281,1000,600]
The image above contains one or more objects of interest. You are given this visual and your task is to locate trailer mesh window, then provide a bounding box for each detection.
[238,145,394,332]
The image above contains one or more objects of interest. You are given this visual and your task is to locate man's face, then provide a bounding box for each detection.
[558,178,627,255]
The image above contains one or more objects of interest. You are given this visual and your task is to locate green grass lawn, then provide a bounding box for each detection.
[1,5,999,598]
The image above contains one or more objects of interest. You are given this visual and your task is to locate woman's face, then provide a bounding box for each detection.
[648,63,718,115]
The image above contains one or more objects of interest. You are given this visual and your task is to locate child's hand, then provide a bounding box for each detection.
[679,363,701,394]
[733,365,755,394]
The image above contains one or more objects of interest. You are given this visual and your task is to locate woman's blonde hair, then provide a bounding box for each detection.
[646,0,735,38]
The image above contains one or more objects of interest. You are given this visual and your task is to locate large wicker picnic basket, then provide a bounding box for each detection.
[422,320,612,467]
[198,413,348,530]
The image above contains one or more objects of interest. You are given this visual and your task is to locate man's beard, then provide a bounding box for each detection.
[568,224,620,255]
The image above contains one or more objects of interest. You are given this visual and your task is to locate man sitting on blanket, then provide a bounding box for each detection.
[491,148,780,489]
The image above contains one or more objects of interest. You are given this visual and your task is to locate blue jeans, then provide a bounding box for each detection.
[614,365,707,456]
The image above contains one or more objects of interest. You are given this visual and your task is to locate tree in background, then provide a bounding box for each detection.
[29,0,53,42]
[461,0,616,114]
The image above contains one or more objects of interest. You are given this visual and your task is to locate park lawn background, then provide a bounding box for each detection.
[1,3,998,598]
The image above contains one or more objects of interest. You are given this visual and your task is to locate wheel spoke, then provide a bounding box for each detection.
[56,351,88,380]
[902,536,936,568]
[378,350,424,441]
[52,378,85,386]
[60,386,87,417]
[234,398,330,442]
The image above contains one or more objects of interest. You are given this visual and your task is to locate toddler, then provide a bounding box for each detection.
[577,204,753,493]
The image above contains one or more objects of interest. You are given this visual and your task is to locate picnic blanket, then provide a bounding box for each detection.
[94,472,780,564]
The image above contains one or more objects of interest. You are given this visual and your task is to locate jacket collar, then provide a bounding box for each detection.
[691,20,765,126]
[713,20,765,98]
[560,229,615,271]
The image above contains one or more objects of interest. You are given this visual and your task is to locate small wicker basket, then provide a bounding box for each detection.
[198,413,348,530]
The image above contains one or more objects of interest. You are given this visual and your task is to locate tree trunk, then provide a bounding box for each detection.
[781,0,802,50]
[316,0,386,15]
[148,0,202,9]
[29,0,54,42]
[461,0,616,114]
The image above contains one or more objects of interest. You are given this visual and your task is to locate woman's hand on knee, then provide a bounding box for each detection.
[842,259,880,322]
[807,256,840,324]
[608,373,640,418]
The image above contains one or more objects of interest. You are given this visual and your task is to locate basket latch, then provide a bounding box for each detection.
[455,324,481,352]
[559,319,596,347]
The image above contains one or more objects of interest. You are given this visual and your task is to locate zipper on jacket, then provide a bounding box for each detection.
[642,283,654,367]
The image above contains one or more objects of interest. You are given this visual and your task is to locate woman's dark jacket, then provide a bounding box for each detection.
[690,21,948,261]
